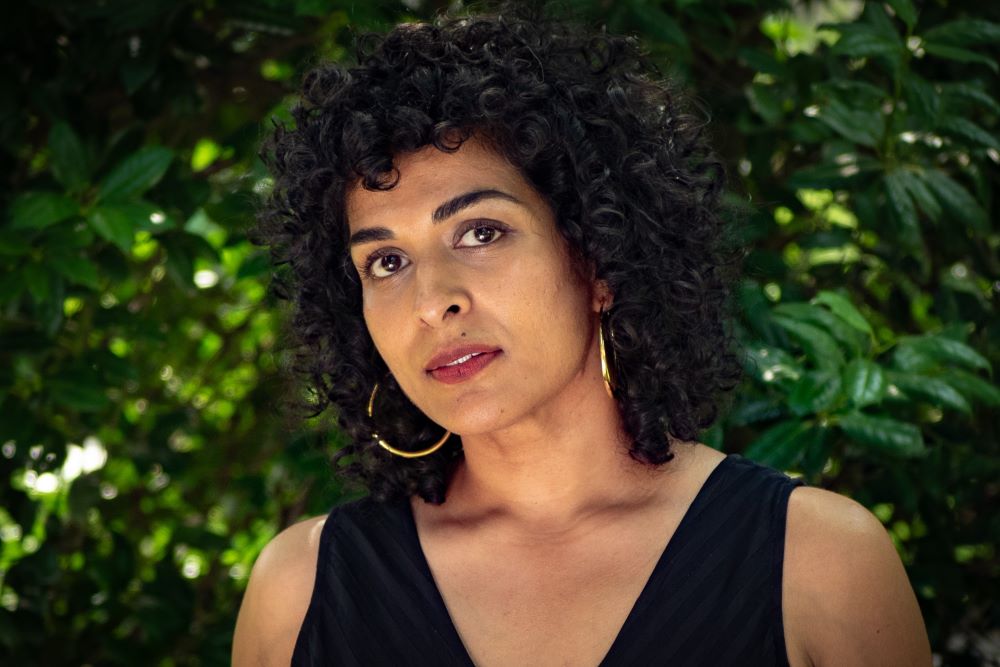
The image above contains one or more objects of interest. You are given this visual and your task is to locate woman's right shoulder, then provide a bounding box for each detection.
[232,513,328,667]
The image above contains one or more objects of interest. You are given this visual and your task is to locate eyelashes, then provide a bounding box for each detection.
[358,220,511,281]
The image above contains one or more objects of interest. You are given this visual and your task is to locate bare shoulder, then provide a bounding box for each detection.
[782,486,932,667]
[232,515,326,667]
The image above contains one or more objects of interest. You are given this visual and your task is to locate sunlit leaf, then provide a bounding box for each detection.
[812,291,874,336]
[843,359,886,408]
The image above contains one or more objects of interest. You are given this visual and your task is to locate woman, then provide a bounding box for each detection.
[234,5,931,666]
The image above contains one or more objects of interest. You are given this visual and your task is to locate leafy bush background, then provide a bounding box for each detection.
[1,0,996,664]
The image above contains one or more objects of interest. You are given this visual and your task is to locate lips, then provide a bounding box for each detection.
[425,344,502,371]
[425,344,503,385]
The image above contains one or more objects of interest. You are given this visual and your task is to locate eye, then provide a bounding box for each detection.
[366,252,409,279]
[457,224,505,247]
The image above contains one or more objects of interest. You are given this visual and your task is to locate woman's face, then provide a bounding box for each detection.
[345,137,605,437]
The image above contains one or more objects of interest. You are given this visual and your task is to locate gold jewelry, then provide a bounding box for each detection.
[367,382,452,458]
[599,310,619,398]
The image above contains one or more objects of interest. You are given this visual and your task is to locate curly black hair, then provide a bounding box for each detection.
[253,2,743,505]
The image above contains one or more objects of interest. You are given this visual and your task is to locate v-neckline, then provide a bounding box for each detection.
[402,453,737,667]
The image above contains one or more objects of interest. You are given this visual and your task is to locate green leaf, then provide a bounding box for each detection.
[728,399,785,426]
[788,370,842,416]
[918,169,987,233]
[787,160,870,189]
[938,368,1000,407]
[737,48,786,77]
[51,252,100,290]
[902,73,940,125]
[97,146,174,202]
[629,4,688,49]
[886,371,972,415]
[922,44,999,73]
[897,335,991,374]
[923,19,1000,46]
[48,122,89,191]
[837,412,925,457]
[48,378,111,412]
[813,100,883,148]
[102,200,175,233]
[159,231,220,287]
[743,345,803,384]
[772,316,845,372]
[941,83,1000,115]
[773,302,865,357]
[23,262,52,303]
[799,425,833,478]
[121,54,158,95]
[747,84,784,126]
[896,168,941,222]
[744,420,811,469]
[812,291,874,336]
[830,24,903,59]
[883,170,920,248]
[0,271,24,302]
[9,192,78,230]
[236,252,271,279]
[0,231,31,256]
[885,0,917,31]
[87,207,136,251]
[891,344,935,373]
[843,359,886,408]
[937,117,1000,151]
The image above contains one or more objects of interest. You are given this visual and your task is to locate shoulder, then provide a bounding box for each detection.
[782,486,931,667]
[232,514,327,667]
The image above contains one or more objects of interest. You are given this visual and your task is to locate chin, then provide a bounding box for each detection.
[431,400,520,439]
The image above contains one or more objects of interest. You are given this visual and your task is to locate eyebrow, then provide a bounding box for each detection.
[348,188,523,248]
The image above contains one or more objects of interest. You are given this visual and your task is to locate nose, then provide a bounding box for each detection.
[412,260,472,327]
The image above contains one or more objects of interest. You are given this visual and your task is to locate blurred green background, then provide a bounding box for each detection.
[1,0,997,664]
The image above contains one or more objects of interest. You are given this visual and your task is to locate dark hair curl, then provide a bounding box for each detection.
[253,2,744,505]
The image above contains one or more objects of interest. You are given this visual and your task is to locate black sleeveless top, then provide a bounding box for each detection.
[292,453,805,666]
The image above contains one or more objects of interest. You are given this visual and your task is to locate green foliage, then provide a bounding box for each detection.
[0,0,996,664]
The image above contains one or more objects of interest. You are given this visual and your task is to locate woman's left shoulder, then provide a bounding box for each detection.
[781,486,932,667]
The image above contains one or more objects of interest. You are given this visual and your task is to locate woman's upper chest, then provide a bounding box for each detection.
[430,526,670,665]
[413,493,696,667]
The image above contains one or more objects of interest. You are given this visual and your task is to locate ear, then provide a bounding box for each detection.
[591,278,614,313]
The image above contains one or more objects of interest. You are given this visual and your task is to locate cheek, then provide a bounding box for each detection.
[362,294,400,363]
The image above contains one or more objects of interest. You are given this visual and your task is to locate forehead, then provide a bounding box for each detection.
[344,137,541,229]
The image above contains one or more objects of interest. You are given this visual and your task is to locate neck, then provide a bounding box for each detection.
[445,361,665,531]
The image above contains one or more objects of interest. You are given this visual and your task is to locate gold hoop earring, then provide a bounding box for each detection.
[367,382,452,458]
[599,310,619,398]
